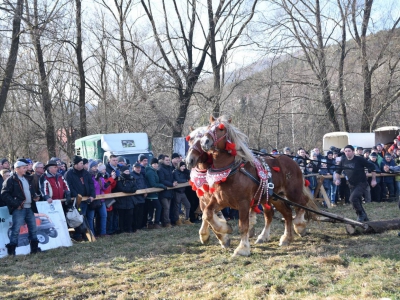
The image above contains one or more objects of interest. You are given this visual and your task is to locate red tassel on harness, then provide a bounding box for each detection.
[196,189,204,197]
[225,141,237,156]
[272,167,280,172]
[263,202,271,210]
[250,198,262,213]
[186,135,190,142]
[209,187,216,193]
[218,123,225,130]
[305,179,310,187]
[202,184,209,192]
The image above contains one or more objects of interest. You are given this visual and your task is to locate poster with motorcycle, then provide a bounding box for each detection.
[0,200,72,258]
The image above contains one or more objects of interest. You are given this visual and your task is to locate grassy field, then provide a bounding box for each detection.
[1,201,400,300]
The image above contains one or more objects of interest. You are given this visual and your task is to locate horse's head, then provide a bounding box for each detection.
[185,126,208,169]
[200,115,232,153]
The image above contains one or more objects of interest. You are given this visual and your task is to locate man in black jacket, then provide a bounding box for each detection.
[64,155,96,240]
[158,155,177,227]
[334,145,377,222]
[1,161,41,255]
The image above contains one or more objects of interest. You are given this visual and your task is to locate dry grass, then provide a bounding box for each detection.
[1,201,400,299]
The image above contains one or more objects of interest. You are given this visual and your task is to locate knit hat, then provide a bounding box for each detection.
[73,155,83,165]
[14,161,28,168]
[171,153,180,159]
[344,145,354,151]
[179,161,186,168]
[283,147,290,152]
[89,160,98,170]
[82,158,89,165]
[369,152,377,157]
[385,153,392,158]
[1,158,9,165]
[151,158,159,165]
[158,154,165,160]
[119,165,130,173]
[117,156,126,163]
[98,164,106,172]
[133,163,141,168]
[327,151,333,156]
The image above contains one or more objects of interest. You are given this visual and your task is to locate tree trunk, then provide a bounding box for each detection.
[0,0,24,118]
[76,0,87,137]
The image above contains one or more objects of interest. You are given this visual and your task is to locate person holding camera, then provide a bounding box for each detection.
[87,160,110,237]
[114,165,138,233]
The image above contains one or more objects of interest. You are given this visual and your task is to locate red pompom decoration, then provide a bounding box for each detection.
[202,184,209,192]
[218,123,225,130]
[186,135,190,142]
[253,206,262,214]
[305,179,310,187]
[209,187,216,193]
[196,189,204,197]
[263,202,271,210]
[189,180,193,186]
[225,141,237,156]
[220,177,227,182]
[272,167,280,172]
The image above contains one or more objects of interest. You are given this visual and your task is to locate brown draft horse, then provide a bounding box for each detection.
[198,115,318,257]
[185,126,228,247]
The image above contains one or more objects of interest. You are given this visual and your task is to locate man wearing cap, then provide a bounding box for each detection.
[356,147,364,157]
[334,145,377,222]
[1,161,41,255]
[64,155,96,240]
[138,154,148,176]
[39,160,71,209]
[283,147,291,155]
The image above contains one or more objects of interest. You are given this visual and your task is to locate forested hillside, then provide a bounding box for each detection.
[0,0,399,161]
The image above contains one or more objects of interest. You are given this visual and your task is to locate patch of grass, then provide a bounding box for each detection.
[1,202,400,299]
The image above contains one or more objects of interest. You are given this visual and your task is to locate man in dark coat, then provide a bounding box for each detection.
[157,155,178,227]
[1,161,41,255]
[131,163,147,231]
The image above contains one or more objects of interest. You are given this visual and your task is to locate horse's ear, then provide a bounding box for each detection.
[210,115,216,123]
[189,126,194,132]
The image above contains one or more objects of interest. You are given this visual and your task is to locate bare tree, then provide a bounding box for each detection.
[0,0,24,118]
[351,0,400,132]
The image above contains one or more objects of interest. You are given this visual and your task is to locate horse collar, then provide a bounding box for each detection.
[190,167,207,189]
[206,160,242,187]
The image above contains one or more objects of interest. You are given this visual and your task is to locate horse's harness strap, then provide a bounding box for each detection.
[240,167,260,185]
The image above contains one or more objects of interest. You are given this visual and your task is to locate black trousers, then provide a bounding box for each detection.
[349,181,369,215]
[132,203,145,231]
[118,208,134,233]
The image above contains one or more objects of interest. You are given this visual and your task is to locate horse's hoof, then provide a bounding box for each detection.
[232,248,251,257]
[255,238,265,244]
[249,227,255,238]
[294,225,307,237]
[221,238,230,248]
[200,235,210,245]
[279,236,292,246]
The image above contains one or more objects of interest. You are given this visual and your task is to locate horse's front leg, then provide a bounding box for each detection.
[199,218,210,244]
[204,207,233,249]
[272,199,294,246]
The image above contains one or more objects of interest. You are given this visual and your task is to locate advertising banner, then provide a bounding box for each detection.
[0,200,72,258]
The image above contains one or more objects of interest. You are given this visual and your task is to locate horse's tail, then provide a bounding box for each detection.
[302,180,320,221]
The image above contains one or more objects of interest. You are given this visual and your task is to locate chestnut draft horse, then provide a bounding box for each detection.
[199,116,318,257]
[186,126,239,248]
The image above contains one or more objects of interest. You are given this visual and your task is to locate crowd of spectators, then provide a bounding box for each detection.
[0,152,200,254]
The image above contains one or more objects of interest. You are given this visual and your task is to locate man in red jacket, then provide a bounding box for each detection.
[39,160,71,211]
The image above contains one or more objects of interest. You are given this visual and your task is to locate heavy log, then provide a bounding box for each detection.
[345,219,400,235]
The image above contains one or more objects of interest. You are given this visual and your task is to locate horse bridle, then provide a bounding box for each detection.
[188,131,205,155]
[206,121,229,150]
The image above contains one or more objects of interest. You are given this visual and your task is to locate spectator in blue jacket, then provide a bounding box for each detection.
[381,153,395,201]
[145,158,165,229]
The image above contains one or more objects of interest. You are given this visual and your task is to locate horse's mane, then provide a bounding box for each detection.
[218,116,255,164]
[189,126,208,145]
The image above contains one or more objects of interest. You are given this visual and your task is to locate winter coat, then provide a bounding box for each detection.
[114,174,138,209]
[64,167,96,198]
[380,159,395,183]
[145,166,165,199]
[173,169,188,193]
[1,173,36,215]
[39,171,70,201]
[131,171,146,204]
[158,164,175,199]
[91,173,108,201]
[368,159,381,184]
